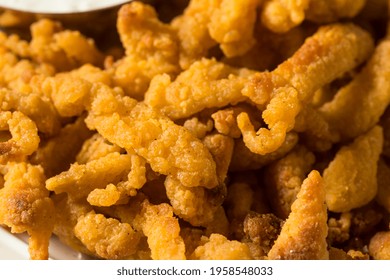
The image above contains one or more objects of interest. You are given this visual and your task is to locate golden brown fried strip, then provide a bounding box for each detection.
[323,126,383,212]
[74,211,141,259]
[171,0,218,68]
[264,145,315,219]
[30,116,92,177]
[85,83,218,189]
[0,111,39,163]
[261,0,366,33]
[191,234,252,260]
[208,0,260,57]
[145,58,254,120]
[0,88,61,135]
[0,162,54,260]
[238,23,374,155]
[46,152,132,200]
[369,230,390,260]
[29,19,104,71]
[133,200,186,260]
[319,40,390,141]
[113,2,180,99]
[268,170,328,260]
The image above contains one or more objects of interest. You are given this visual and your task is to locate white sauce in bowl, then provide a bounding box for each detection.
[0,0,131,14]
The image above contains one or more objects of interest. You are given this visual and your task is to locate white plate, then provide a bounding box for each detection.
[0,226,91,260]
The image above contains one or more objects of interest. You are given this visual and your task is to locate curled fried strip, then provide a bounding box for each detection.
[113,2,180,99]
[74,211,141,259]
[319,40,390,141]
[86,83,218,189]
[133,200,186,260]
[238,24,374,154]
[46,152,132,200]
[268,170,329,260]
[145,58,253,120]
[323,126,383,212]
[0,111,39,163]
[0,162,54,260]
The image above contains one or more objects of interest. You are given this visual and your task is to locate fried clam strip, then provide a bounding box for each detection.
[237,23,374,155]
[113,2,180,99]
[74,211,141,260]
[170,0,219,69]
[323,126,383,213]
[369,230,390,260]
[85,83,218,189]
[319,40,390,141]
[268,170,328,260]
[261,0,366,33]
[46,152,133,201]
[29,19,104,71]
[133,200,186,260]
[165,134,233,226]
[0,88,61,135]
[144,58,254,120]
[87,154,147,206]
[0,111,39,163]
[264,145,315,219]
[0,162,54,260]
[191,234,252,260]
[208,0,261,57]
[29,116,93,178]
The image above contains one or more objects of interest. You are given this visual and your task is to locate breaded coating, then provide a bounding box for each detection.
[29,19,104,71]
[133,200,186,260]
[268,170,329,260]
[369,231,390,260]
[74,211,141,259]
[46,152,132,200]
[327,212,352,245]
[85,83,218,189]
[211,103,262,139]
[30,116,92,177]
[229,132,298,171]
[113,2,180,99]
[182,117,213,139]
[323,126,383,212]
[145,58,253,120]
[261,0,310,34]
[238,23,374,155]
[376,159,390,213]
[261,0,366,33]
[0,111,39,163]
[0,88,61,135]
[165,176,226,226]
[264,145,315,219]
[171,0,218,68]
[208,0,260,57]
[0,162,54,260]
[192,234,252,260]
[319,40,390,141]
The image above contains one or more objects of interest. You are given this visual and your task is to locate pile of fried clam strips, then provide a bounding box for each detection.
[0,0,389,260]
